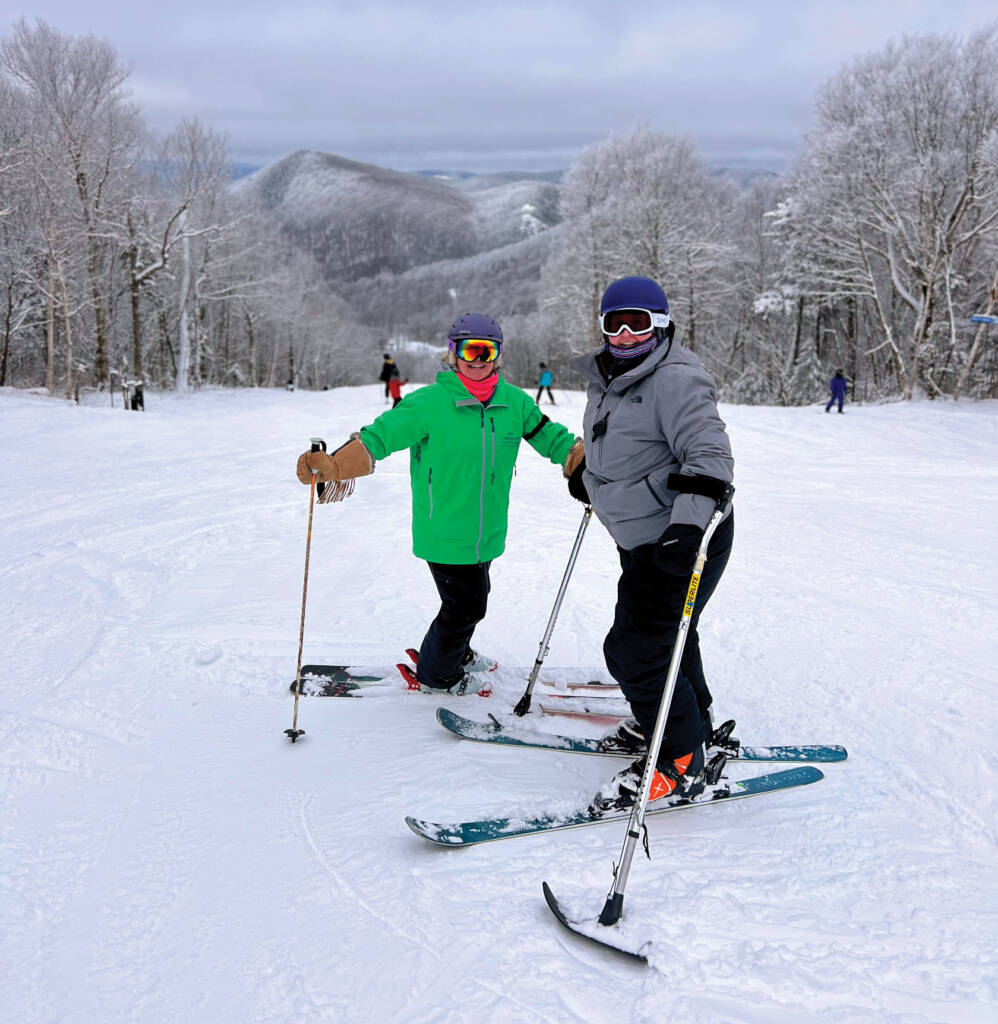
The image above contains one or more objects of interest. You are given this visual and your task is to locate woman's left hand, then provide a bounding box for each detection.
[657,523,704,576]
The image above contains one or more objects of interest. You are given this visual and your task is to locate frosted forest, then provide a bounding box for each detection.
[1,19,997,404]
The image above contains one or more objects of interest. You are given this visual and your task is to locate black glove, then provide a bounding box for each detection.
[657,523,704,576]
[567,459,590,504]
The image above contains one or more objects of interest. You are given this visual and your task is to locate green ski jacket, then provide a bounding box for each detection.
[360,371,576,564]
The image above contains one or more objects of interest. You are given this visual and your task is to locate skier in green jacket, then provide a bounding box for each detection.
[296,313,584,695]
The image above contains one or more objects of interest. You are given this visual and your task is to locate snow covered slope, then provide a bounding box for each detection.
[1,385,996,1023]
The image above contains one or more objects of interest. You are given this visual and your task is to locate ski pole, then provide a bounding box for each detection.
[513,504,593,717]
[598,485,734,926]
[285,437,326,744]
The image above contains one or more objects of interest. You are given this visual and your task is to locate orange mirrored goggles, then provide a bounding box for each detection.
[452,338,501,363]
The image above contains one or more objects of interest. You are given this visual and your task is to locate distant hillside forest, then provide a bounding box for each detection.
[1,19,997,405]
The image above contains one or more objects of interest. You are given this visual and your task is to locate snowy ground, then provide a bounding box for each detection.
[1,383,996,1024]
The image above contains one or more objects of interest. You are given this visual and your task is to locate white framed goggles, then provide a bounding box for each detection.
[599,308,670,337]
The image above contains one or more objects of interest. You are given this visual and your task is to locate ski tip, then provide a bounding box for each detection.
[770,765,825,787]
[404,815,433,840]
[404,816,465,847]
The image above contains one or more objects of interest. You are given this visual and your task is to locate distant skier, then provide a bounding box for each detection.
[379,354,396,400]
[566,276,734,813]
[535,363,556,404]
[825,370,849,413]
[297,313,583,695]
[387,369,408,408]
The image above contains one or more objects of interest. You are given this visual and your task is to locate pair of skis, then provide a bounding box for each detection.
[286,657,846,963]
[288,666,845,843]
[405,708,841,846]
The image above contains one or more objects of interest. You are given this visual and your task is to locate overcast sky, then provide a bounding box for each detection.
[5,2,997,174]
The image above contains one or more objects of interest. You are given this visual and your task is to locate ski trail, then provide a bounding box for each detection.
[299,792,562,1023]
[298,791,421,950]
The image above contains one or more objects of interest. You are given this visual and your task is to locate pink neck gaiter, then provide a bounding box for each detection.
[457,370,500,403]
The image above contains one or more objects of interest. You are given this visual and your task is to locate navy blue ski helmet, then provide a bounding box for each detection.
[446,312,503,345]
[600,276,669,317]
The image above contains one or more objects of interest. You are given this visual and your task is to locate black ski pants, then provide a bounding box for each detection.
[603,511,734,763]
[417,561,492,688]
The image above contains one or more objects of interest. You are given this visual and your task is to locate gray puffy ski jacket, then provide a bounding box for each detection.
[573,340,734,551]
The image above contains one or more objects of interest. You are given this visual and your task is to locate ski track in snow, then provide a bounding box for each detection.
[1,384,996,1023]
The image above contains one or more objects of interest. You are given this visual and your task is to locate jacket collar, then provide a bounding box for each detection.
[573,338,673,392]
[434,369,509,407]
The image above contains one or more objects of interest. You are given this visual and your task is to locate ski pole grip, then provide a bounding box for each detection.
[310,438,327,498]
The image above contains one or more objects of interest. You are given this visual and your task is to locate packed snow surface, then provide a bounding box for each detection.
[1,384,996,1023]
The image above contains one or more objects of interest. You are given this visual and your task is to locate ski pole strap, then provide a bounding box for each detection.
[666,473,731,502]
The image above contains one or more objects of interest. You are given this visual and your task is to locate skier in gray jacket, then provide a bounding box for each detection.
[566,275,735,814]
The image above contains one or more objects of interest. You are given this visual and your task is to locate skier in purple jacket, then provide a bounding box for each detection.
[825,370,849,413]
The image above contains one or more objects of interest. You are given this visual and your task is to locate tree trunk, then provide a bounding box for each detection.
[906,278,935,400]
[245,309,257,386]
[791,296,804,366]
[125,211,144,383]
[858,235,908,396]
[159,308,176,380]
[175,212,191,391]
[86,232,109,388]
[953,264,998,400]
[847,296,857,388]
[0,288,12,388]
[45,258,55,393]
[58,273,74,401]
[128,243,143,382]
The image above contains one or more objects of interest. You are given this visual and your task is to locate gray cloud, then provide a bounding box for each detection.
[6,1,997,172]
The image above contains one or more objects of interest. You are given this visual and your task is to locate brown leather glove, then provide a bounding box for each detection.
[563,438,585,478]
[296,438,373,484]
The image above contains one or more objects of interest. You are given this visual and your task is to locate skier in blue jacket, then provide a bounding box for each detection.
[566,276,734,814]
[825,370,849,413]
[535,363,556,404]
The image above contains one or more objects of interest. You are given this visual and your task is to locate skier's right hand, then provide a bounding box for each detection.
[296,438,373,484]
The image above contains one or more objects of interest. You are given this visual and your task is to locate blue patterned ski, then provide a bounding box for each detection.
[436,708,847,764]
[405,764,824,846]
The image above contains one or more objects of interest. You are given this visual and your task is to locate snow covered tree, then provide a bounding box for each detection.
[534,127,736,384]
[783,29,998,399]
[2,19,144,389]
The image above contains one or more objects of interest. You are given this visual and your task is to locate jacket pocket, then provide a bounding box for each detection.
[427,468,434,519]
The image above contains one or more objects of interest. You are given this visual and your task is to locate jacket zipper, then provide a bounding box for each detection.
[476,409,487,562]
[427,467,433,519]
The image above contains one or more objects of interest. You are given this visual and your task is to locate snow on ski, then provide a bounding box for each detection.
[289,664,393,696]
[405,764,824,846]
[436,708,848,763]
